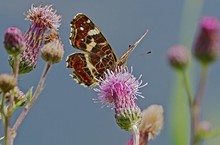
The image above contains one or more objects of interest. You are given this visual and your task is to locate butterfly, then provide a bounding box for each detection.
[66,13,147,88]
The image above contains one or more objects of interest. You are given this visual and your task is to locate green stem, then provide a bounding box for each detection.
[0,92,12,145]
[181,69,193,107]
[12,62,52,133]
[1,92,6,123]
[191,64,209,145]
[4,54,21,145]
[1,93,7,145]
[4,116,11,145]
[131,124,140,145]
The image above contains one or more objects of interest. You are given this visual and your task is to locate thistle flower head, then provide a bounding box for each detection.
[25,4,61,30]
[4,27,25,56]
[168,45,190,70]
[9,4,62,74]
[140,104,164,141]
[41,30,64,64]
[194,16,220,65]
[0,74,16,93]
[95,67,145,106]
[95,67,146,131]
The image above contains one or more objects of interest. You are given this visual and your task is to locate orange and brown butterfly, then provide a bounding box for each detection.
[66,13,147,88]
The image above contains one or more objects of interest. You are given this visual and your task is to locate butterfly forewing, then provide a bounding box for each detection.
[69,13,117,60]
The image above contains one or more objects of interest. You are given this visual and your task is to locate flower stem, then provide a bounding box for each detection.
[0,92,12,145]
[131,124,140,145]
[13,55,20,81]
[12,62,52,132]
[4,116,12,145]
[181,69,193,107]
[2,55,21,145]
[191,64,209,145]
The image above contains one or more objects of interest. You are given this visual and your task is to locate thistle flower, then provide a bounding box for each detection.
[9,4,61,74]
[94,67,146,131]
[168,45,190,70]
[41,30,64,64]
[193,16,220,65]
[126,105,164,145]
[4,27,25,56]
[140,105,164,141]
[0,74,16,93]
[198,121,212,133]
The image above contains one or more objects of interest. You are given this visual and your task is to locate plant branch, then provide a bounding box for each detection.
[12,62,52,132]
[191,64,209,145]
[13,55,20,81]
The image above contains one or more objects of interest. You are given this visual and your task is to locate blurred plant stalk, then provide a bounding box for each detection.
[168,1,220,144]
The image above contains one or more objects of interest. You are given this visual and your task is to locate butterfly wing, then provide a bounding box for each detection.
[67,13,117,87]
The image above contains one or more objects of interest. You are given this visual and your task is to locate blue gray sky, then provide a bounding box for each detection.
[0,0,220,145]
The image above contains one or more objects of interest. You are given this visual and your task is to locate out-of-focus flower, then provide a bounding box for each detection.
[140,104,164,141]
[94,67,146,131]
[168,45,190,70]
[9,4,62,74]
[41,30,64,64]
[198,121,212,132]
[193,16,220,65]
[126,105,164,145]
[4,27,25,56]
[0,74,16,93]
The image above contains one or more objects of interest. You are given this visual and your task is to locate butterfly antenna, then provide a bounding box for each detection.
[130,29,148,50]
[118,30,148,66]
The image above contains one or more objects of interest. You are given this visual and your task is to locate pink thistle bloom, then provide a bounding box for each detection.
[95,67,145,106]
[194,16,220,65]
[25,4,61,30]
[94,67,147,131]
[10,4,62,74]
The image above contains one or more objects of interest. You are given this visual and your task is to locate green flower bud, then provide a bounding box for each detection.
[115,106,142,131]
[41,31,64,64]
[168,45,190,70]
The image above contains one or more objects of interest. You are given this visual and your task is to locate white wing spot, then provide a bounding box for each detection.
[80,27,84,31]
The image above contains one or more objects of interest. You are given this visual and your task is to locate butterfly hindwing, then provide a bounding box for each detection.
[66,53,99,87]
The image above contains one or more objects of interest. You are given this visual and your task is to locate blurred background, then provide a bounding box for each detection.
[0,0,220,145]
